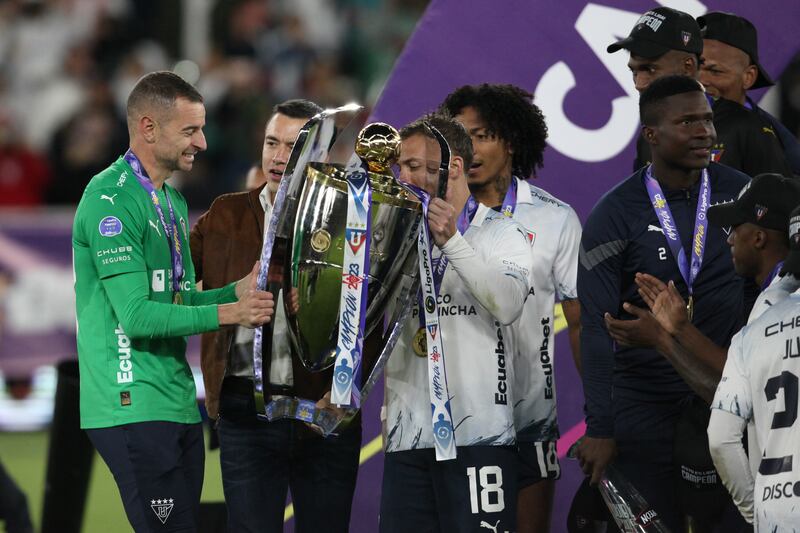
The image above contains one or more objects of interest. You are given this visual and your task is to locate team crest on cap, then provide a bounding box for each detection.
[681,31,692,46]
[755,204,768,221]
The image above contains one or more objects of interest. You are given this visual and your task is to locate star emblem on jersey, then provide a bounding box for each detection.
[100,194,117,205]
[150,498,174,524]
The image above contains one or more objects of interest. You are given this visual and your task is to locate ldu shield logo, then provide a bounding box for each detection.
[346,228,367,254]
[150,499,174,524]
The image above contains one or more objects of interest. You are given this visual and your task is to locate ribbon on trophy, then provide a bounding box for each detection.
[644,165,710,322]
[123,150,185,304]
[251,109,320,421]
[330,170,372,407]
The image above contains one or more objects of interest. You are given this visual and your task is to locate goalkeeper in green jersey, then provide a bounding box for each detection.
[72,71,273,533]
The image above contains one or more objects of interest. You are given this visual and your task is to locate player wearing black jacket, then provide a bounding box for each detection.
[576,77,750,530]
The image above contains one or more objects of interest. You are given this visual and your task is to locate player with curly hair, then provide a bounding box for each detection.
[441,84,582,533]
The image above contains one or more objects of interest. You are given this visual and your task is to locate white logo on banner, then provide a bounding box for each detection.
[535,1,707,162]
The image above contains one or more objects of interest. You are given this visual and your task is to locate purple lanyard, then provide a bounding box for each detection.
[499,177,518,217]
[762,260,784,291]
[644,166,710,298]
[124,150,184,294]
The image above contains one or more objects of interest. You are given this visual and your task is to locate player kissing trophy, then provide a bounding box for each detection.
[251,105,449,435]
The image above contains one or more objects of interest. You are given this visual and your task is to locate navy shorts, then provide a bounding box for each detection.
[86,421,204,533]
[380,446,518,533]
[517,441,560,488]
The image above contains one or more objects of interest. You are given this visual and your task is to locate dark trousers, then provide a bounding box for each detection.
[217,383,361,533]
[380,446,518,533]
[87,421,204,533]
[0,459,33,533]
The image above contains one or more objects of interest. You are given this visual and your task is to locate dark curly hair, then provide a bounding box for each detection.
[439,84,548,179]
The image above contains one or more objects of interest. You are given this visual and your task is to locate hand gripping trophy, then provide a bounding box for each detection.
[251,105,447,435]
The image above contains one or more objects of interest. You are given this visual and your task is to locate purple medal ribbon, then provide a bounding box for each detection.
[644,165,711,303]
[124,150,184,297]
[499,177,518,218]
[762,260,784,291]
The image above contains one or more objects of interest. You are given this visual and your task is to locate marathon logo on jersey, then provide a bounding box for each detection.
[115,324,133,384]
[411,293,477,319]
[540,317,553,400]
[99,216,123,237]
[637,11,665,33]
[762,481,800,502]
[494,321,508,405]
[151,269,191,293]
[150,499,174,524]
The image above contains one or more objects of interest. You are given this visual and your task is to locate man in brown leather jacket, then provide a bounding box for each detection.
[190,99,362,533]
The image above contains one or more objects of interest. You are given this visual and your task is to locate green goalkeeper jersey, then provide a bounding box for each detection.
[73,156,236,429]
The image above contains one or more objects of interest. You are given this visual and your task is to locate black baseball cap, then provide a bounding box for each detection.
[697,12,774,89]
[607,7,703,58]
[708,173,800,231]
[783,206,800,275]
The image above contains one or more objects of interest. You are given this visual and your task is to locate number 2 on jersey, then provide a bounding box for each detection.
[467,466,505,514]
[760,370,798,475]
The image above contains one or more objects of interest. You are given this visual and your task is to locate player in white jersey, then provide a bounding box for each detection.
[442,84,582,533]
[381,114,532,533]
[709,205,800,530]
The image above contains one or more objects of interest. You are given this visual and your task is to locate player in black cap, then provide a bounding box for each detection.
[698,11,800,176]
[607,7,703,93]
[608,7,791,178]
[708,203,800,530]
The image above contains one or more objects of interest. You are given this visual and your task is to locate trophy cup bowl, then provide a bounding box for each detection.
[284,122,422,371]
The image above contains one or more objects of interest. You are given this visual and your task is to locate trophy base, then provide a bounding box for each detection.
[258,396,356,436]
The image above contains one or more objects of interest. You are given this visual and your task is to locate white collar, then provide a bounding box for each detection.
[258,185,275,211]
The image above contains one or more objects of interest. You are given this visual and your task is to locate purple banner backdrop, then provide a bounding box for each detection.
[368,0,800,531]
[1,2,799,531]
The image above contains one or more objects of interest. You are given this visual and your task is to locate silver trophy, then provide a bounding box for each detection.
[254,106,442,434]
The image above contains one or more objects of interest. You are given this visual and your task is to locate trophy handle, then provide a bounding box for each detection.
[424,122,451,199]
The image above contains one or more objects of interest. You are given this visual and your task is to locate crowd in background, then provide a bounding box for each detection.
[0,0,427,209]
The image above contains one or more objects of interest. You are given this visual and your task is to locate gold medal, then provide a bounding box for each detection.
[412,328,427,357]
[174,292,183,305]
[686,295,693,323]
